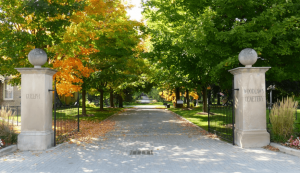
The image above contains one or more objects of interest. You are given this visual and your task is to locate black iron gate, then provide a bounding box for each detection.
[50,80,80,146]
[208,79,236,145]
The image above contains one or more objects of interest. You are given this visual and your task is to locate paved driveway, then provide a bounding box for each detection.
[1,108,300,173]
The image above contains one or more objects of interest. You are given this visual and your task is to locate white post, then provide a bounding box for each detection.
[229,48,271,148]
[16,48,57,150]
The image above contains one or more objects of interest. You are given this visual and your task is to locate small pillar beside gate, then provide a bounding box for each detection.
[16,49,57,151]
[229,48,270,148]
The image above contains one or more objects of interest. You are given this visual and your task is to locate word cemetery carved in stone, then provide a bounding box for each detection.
[245,96,263,102]
[243,88,264,102]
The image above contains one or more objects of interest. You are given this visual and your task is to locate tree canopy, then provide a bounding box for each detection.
[0,0,148,99]
[142,0,300,98]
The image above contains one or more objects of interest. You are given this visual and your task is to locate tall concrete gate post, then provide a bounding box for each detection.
[229,48,271,148]
[15,48,57,150]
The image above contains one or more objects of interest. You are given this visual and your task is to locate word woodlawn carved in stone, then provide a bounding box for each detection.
[243,89,265,102]
[229,48,270,148]
[243,89,264,95]
[26,94,41,99]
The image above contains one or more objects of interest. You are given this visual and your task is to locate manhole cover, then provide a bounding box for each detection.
[130,150,153,155]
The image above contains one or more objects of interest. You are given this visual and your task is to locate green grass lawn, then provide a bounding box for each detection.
[53,107,124,122]
[6,107,124,123]
[170,104,300,143]
[168,107,208,131]
[80,107,124,121]
[169,105,234,142]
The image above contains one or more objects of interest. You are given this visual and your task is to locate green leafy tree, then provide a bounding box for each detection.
[143,0,300,111]
[0,0,84,82]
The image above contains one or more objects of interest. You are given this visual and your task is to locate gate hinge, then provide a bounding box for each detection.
[48,89,56,92]
[232,88,239,91]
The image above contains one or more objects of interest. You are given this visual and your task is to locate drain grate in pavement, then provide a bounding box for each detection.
[130,150,153,155]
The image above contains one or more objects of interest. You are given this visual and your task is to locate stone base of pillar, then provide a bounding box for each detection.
[235,129,270,148]
[17,130,54,151]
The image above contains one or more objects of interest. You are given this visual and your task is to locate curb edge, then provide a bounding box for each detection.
[0,145,17,157]
[270,142,300,157]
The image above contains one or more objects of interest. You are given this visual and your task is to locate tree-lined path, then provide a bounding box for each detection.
[1,109,300,173]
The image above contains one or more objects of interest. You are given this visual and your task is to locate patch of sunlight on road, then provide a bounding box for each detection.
[82,168,93,172]
[255,156,271,161]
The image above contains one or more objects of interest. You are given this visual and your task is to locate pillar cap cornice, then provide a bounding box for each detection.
[228,67,271,75]
[15,68,57,75]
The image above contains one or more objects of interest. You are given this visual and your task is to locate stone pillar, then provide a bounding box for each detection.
[229,48,271,148]
[15,48,57,150]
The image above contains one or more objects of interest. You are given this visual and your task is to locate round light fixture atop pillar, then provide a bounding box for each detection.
[28,48,47,68]
[238,48,258,67]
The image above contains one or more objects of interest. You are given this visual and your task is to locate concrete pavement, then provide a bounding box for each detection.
[1,108,300,173]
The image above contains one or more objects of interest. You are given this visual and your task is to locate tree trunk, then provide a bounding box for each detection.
[82,89,87,115]
[202,86,208,112]
[118,94,123,108]
[100,89,104,111]
[116,95,119,106]
[110,89,114,108]
[186,89,190,108]
[217,92,221,105]
[175,87,180,108]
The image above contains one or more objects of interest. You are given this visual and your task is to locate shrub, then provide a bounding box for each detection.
[269,97,298,141]
[0,106,18,147]
[182,103,194,108]
[86,102,96,108]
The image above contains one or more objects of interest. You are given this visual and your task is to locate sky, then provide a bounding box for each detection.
[126,0,144,22]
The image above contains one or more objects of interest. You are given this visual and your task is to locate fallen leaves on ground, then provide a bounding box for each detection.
[67,119,115,144]
[262,145,280,152]
[206,133,218,139]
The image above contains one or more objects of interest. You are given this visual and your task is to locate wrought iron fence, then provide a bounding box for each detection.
[53,104,79,145]
[0,105,21,126]
[208,79,236,145]
[51,81,80,146]
[0,105,19,149]
[208,104,234,144]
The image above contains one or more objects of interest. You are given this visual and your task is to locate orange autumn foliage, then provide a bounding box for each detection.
[48,0,145,97]
[49,0,121,96]
[189,91,199,100]
[159,89,199,102]
[159,90,176,102]
[53,58,94,96]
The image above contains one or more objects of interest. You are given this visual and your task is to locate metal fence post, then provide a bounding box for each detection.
[17,107,18,126]
[77,91,80,132]
[53,79,57,146]
[208,89,210,133]
[232,78,235,145]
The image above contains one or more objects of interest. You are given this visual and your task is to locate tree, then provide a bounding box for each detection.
[0,0,84,82]
[82,0,147,110]
[143,0,300,111]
